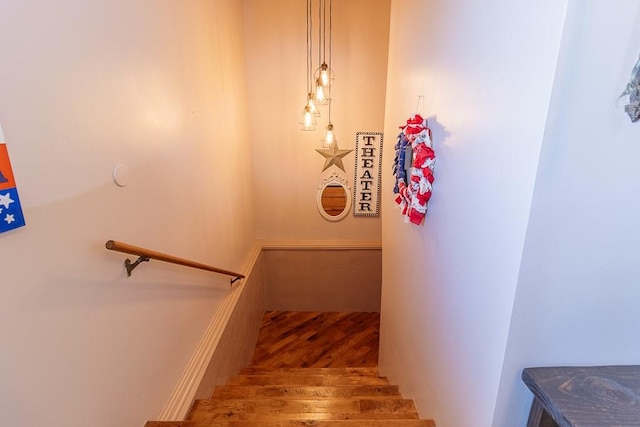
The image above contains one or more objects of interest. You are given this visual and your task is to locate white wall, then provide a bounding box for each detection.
[494,2,640,425]
[379,1,567,426]
[0,1,254,426]
[243,0,390,241]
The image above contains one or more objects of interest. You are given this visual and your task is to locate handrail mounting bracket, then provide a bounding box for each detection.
[125,256,151,277]
[230,276,242,286]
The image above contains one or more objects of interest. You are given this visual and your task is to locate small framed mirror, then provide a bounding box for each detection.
[317,172,351,221]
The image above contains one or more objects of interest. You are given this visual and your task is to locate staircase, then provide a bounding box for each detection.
[146,311,435,427]
[147,366,434,426]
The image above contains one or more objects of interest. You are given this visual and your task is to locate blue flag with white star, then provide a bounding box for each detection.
[0,124,26,234]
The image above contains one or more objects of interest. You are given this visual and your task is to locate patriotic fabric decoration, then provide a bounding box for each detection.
[0,123,26,234]
[392,114,435,225]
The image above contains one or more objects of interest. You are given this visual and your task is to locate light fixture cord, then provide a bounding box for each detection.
[318,0,322,67]
[307,0,312,93]
[327,0,332,123]
[322,0,327,62]
[328,0,332,116]
[329,0,332,72]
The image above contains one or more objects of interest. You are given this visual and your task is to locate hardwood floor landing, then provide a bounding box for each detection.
[249,311,380,369]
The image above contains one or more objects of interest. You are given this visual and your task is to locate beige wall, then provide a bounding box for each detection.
[0,1,254,426]
[0,2,391,425]
[243,0,390,241]
[264,247,382,312]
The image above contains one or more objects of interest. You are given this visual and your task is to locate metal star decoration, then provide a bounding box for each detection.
[315,143,354,172]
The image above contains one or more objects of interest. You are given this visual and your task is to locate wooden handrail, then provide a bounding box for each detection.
[105,240,244,285]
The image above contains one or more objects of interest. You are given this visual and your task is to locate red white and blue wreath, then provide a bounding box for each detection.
[392,114,435,225]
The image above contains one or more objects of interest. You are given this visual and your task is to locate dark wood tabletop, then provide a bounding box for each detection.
[522,365,640,427]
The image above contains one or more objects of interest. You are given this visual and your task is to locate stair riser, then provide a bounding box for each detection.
[206,421,436,427]
[188,412,421,422]
[211,385,401,399]
[239,368,379,376]
[227,376,390,386]
[189,397,420,423]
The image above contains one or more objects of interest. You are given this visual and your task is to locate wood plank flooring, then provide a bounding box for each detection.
[249,311,380,368]
[145,311,436,427]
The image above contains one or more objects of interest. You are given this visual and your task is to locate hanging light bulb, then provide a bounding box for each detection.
[307,92,321,117]
[315,62,335,89]
[300,105,317,131]
[320,63,330,86]
[315,77,330,105]
[321,122,336,146]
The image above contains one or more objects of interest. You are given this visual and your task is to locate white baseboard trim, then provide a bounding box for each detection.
[154,242,262,421]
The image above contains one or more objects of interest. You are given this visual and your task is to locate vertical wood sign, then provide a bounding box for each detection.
[0,123,26,234]
[353,132,383,216]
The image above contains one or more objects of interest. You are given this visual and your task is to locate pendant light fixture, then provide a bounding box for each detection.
[300,0,318,130]
[300,0,336,135]
[300,105,317,131]
[321,101,336,147]
[314,0,333,105]
[307,92,320,117]
[321,122,336,146]
[320,0,336,146]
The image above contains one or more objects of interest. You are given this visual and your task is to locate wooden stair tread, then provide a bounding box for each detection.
[188,411,421,423]
[239,367,379,376]
[211,385,401,399]
[187,369,436,425]
[203,421,436,427]
[227,375,389,386]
